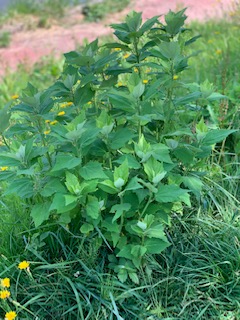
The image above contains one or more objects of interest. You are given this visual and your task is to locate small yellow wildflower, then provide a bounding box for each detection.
[114,48,121,51]
[43,130,51,135]
[0,290,10,299]
[0,166,8,171]
[76,80,81,84]
[57,111,65,116]
[45,119,51,124]
[11,95,19,100]
[173,75,179,80]
[1,278,10,288]
[18,260,30,270]
[60,102,73,108]
[142,79,148,84]
[216,49,222,55]
[5,311,17,320]
[117,82,123,87]
[123,53,130,59]
[87,101,92,105]
[134,67,139,73]
[50,120,58,125]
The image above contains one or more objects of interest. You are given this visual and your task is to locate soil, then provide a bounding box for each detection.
[0,0,235,76]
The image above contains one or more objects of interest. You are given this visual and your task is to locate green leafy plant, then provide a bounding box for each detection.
[0,31,11,48]
[0,9,237,283]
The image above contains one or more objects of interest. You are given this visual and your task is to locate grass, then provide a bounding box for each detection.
[0,8,240,320]
[0,31,11,48]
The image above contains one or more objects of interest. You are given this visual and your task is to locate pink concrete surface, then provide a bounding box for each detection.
[0,0,235,75]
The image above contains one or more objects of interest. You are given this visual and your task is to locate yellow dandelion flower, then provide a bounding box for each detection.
[0,166,8,171]
[45,119,51,124]
[66,102,73,106]
[1,278,10,288]
[50,120,58,125]
[57,111,65,116]
[0,290,10,299]
[11,95,19,100]
[123,53,130,59]
[142,79,148,84]
[43,130,51,135]
[216,49,222,55]
[5,311,17,320]
[173,75,179,80]
[18,260,30,270]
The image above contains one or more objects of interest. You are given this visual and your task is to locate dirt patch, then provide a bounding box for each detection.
[0,0,235,76]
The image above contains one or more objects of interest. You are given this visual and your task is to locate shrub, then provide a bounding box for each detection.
[0,9,237,285]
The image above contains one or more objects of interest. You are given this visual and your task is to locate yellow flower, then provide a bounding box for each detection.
[57,111,65,116]
[45,119,51,124]
[142,79,148,84]
[50,120,58,125]
[11,95,19,100]
[0,166,8,171]
[114,48,121,51]
[117,82,123,87]
[216,49,222,55]
[43,130,51,135]
[76,80,81,84]
[5,311,17,320]
[173,75,179,80]
[1,278,10,288]
[123,53,130,59]
[0,290,10,299]
[60,102,73,108]
[18,260,30,270]
[134,67,139,73]
[87,101,92,105]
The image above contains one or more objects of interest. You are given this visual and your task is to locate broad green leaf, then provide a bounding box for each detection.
[114,154,141,169]
[143,157,166,184]
[145,238,170,254]
[117,244,134,260]
[64,194,78,206]
[98,180,119,194]
[145,224,168,240]
[31,202,51,227]
[126,11,142,32]
[40,178,66,197]
[128,272,139,284]
[65,172,81,195]
[114,159,129,186]
[182,176,203,199]
[158,42,181,60]
[132,82,145,99]
[124,176,143,191]
[51,155,81,172]
[79,161,108,180]
[201,129,237,146]
[80,223,94,234]
[109,128,135,150]
[86,195,100,219]
[110,203,131,222]
[50,193,78,213]
[155,184,190,205]
[4,178,34,198]
[131,245,147,258]
[0,154,22,167]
